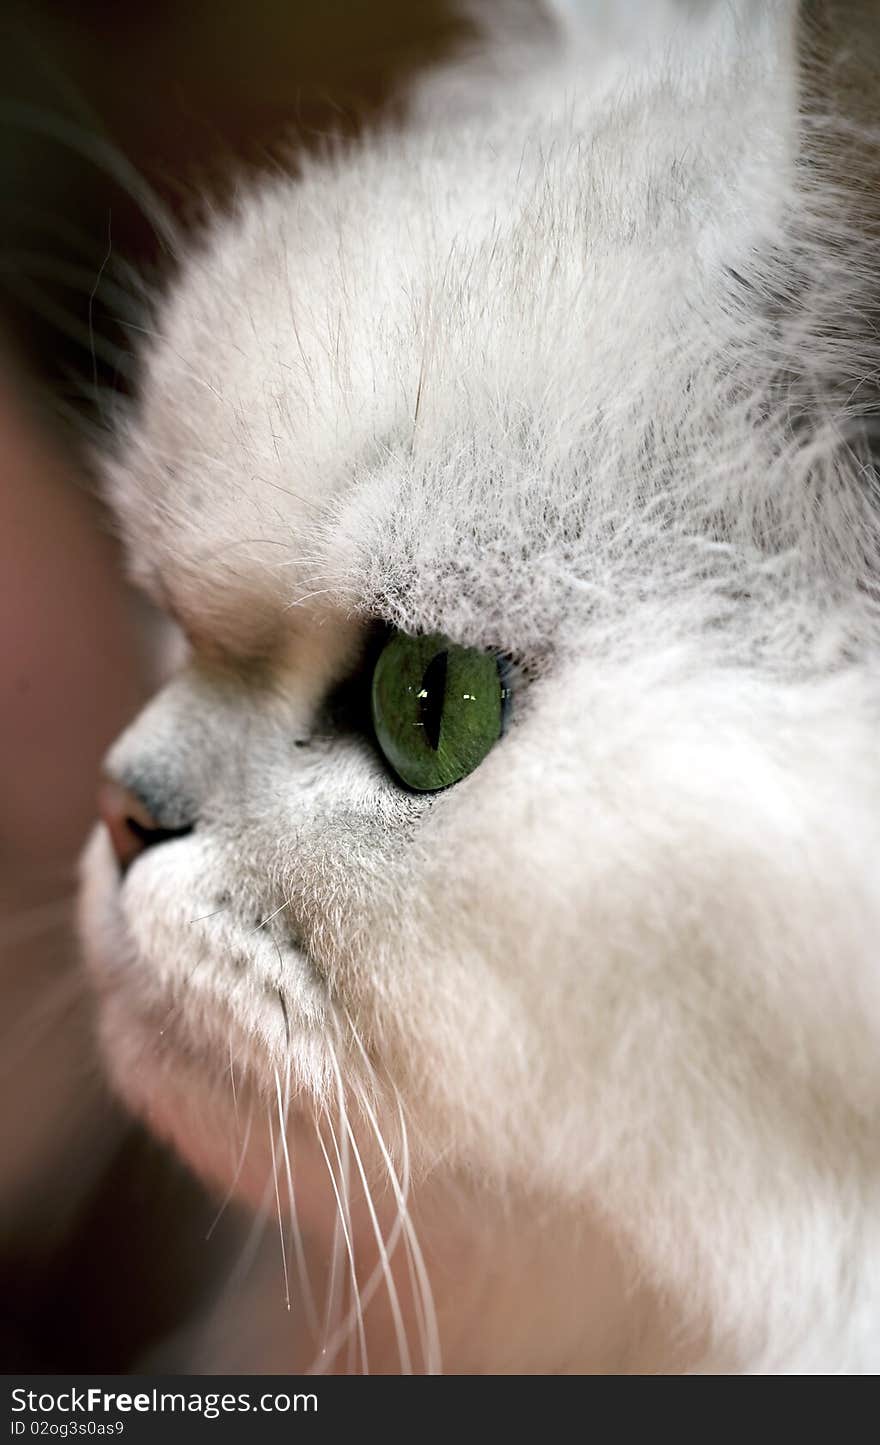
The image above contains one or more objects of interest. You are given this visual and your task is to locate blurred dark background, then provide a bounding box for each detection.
[0,0,465,1371]
[0,0,466,429]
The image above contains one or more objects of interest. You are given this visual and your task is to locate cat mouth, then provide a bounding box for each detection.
[80,824,332,1089]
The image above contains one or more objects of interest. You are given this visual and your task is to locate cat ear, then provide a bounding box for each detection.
[541,0,642,30]
[541,0,685,35]
[459,0,643,48]
[542,0,601,24]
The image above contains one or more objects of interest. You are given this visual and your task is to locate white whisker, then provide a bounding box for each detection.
[344,1012,442,1375]
[328,1044,413,1374]
[248,899,291,935]
[274,1063,320,1338]
[267,1107,291,1312]
[311,1107,368,1375]
[229,1037,239,1128]
[206,1100,254,1242]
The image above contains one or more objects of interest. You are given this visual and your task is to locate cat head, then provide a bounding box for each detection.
[78,0,880,1370]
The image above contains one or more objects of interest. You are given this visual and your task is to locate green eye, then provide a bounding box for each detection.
[371,632,508,792]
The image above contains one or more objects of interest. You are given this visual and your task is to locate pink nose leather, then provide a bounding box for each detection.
[97,779,163,871]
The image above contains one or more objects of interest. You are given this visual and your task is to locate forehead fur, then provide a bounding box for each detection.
[103,2,875,671]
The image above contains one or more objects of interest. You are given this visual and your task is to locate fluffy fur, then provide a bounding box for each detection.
[80,0,880,1372]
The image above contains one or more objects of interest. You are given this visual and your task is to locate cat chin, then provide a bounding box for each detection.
[78,827,338,1221]
[86,974,354,1241]
[96,994,264,1199]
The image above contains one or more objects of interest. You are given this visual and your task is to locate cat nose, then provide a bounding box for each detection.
[97,778,193,873]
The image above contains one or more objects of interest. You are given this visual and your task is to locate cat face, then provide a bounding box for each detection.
[79,2,880,1371]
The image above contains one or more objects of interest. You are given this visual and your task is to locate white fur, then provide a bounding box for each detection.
[80,0,880,1372]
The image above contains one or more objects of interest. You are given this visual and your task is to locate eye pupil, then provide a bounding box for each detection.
[418,649,448,751]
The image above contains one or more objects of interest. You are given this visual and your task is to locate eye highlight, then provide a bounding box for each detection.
[371,632,508,792]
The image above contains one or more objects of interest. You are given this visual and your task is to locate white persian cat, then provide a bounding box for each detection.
[79,0,880,1373]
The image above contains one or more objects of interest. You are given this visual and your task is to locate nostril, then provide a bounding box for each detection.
[97,778,193,874]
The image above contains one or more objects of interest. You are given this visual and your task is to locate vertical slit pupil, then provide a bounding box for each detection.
[419,649,448,752]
